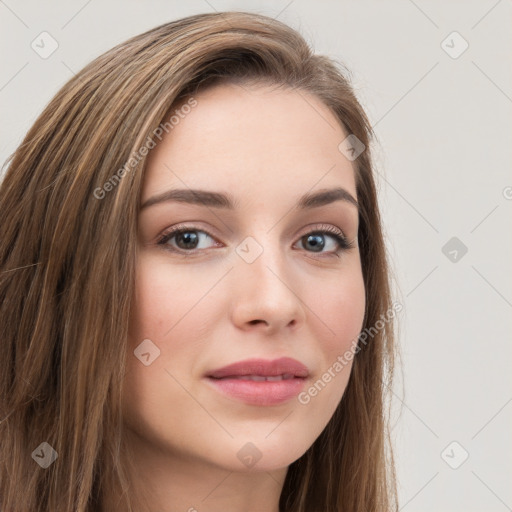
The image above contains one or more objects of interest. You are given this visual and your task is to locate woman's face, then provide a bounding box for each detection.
[123,82,366,472]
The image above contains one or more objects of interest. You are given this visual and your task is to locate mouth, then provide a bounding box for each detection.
[206,357,309,379]
[204,357,309,406]
[209,373,299,382]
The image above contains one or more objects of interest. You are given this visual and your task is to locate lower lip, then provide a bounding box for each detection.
[205,376,307,406]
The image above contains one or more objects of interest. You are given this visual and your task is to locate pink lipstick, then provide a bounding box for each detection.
[205,357,309,406]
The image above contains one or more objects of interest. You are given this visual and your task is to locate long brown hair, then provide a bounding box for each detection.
[0,11,399,511]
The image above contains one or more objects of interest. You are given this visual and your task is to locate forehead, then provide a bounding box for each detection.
[142,82,357,204]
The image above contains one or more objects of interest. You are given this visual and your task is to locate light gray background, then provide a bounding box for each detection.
[1,1,511,510]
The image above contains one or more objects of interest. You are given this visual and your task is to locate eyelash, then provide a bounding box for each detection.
[156,223,355,258]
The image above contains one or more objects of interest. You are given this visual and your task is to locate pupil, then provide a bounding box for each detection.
[305,233,324,252]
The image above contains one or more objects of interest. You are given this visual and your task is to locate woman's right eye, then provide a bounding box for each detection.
[157,226,219,254]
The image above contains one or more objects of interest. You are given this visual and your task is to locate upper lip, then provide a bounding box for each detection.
[206,357,309,379]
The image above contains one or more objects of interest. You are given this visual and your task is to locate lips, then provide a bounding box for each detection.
[221,374,296,381]
[206,357,310,379]
[205,357,309,406]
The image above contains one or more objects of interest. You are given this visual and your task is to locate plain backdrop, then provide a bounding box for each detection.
[1,1,511,510]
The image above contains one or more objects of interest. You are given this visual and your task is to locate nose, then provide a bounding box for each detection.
[229,238,306,334]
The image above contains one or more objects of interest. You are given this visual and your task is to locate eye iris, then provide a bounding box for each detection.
[176,231,199,249]
[303,233,325,252]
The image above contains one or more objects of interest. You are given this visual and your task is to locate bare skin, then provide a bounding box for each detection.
[114,82,366,512]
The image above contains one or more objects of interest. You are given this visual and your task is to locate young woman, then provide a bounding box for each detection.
[0,11,399,512]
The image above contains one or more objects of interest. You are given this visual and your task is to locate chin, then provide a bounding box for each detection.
[224,438,310,473]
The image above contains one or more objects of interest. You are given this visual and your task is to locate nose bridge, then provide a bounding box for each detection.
[236,230,288,288]
[229,230,305,330]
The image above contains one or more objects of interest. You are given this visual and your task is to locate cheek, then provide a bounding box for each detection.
[129,255,208,342]
[126,255,223,391]
[293,264,365,415]
[123,258,209,438]
[315,265,366,357]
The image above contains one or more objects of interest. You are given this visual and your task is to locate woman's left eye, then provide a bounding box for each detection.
[296,227,353,256]
[156,224,354,257]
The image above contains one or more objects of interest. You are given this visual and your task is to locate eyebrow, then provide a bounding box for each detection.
[140,187,359,211]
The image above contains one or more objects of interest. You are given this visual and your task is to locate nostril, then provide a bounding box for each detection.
[249,319,266,325]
